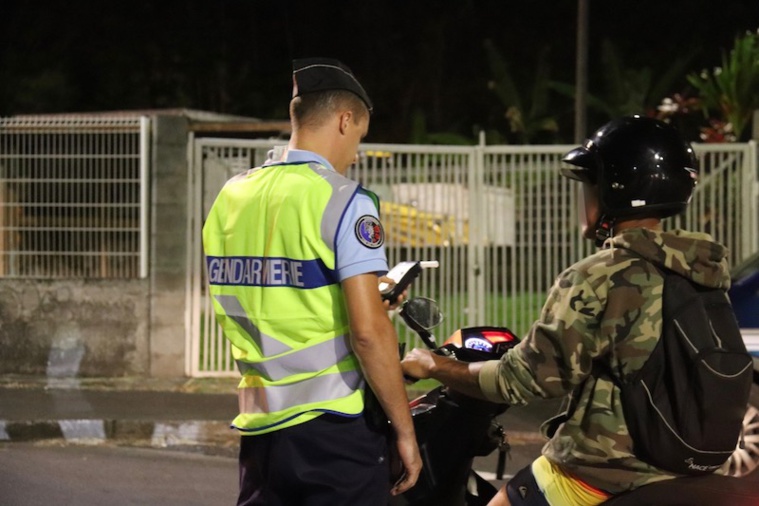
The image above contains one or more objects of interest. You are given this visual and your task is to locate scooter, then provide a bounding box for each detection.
[388,296,513,506]
[393,296,759,506]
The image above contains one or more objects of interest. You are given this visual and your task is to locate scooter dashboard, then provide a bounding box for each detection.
[440,325,520,361]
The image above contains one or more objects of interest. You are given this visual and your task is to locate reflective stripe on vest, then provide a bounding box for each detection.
[234,335,351,381]
[237,369,363,415]
[216,294,353,381]
[215,295,292,357]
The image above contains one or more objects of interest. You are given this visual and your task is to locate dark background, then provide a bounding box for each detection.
[2,0,758,143]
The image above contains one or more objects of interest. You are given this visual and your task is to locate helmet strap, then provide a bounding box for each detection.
[594,214,616,247]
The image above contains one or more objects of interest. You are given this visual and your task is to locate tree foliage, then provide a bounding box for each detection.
[1,1,758,144]
[483,39,561,144]
[550,40,696,121]
[687,30,759,141]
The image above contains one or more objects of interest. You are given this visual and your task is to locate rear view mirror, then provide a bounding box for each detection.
[400,297,443,333]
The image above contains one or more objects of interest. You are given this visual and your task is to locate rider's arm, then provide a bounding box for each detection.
[401,348,492,400]
[402,268,605,404]
[478,268,606,405]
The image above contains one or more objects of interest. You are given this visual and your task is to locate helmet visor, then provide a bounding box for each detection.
[561,146,599,184]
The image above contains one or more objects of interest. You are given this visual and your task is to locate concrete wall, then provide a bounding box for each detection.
[148,115,190,377]
[0,280,150,376]
[0,114,192,378]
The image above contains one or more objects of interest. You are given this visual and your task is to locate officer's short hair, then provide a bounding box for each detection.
[290,90,369,130]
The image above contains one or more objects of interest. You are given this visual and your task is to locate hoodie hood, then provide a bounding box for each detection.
[609,228,731,289]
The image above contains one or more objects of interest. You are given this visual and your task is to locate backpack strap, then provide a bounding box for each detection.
[542,357,627,437]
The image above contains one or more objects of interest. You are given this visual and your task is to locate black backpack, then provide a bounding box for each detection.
[599,267,753,475]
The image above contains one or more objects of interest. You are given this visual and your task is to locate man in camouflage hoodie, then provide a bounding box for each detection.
[401,116,731,505]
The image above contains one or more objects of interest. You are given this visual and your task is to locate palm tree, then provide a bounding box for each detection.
[551,39,697,121]
[483,39,561,144]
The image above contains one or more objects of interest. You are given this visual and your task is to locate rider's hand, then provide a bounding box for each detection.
[378,275,408,310]
[390,432,422,496]
[400,348,436,380]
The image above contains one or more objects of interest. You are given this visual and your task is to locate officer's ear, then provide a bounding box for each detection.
[338,110,353,135]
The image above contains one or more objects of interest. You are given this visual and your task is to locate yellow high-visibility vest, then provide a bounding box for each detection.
[202,162,373,434]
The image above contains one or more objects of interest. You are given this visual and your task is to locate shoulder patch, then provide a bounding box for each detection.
[355,215,384,249]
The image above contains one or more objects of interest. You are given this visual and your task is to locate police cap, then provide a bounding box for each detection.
[292,58,373,113]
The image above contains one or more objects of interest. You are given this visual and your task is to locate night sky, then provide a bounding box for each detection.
[2,0,758,142]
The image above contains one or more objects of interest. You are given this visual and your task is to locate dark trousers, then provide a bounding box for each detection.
[238,413,390,506]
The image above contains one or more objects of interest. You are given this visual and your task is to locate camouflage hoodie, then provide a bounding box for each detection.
[478,227,732,494]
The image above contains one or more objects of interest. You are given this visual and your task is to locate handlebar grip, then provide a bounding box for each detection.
[403,374,420,383]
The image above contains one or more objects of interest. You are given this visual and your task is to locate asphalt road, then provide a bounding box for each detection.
[2,391,756,505]
[0,400,559,506]
[0,440,546,506]
[0,442,239,506]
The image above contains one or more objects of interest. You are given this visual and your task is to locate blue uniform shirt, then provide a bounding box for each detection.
[269,148,389,282]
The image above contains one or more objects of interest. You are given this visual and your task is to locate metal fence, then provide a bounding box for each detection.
[350,144,589,347]
[0,116,149,279]
[5,116,752,376]
[189,138,758,377]
[680,143,758,266]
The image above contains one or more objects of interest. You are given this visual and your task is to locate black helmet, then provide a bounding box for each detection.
[561,116,698,220]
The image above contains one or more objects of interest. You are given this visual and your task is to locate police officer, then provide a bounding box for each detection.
[401,116,733,505]
[203,58,421,505]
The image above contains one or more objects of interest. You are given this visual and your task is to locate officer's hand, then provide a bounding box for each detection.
[378,276,408,310]
[400,348,436,380]
[391,432,422,496]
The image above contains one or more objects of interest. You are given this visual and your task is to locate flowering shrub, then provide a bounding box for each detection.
[685,30,759,142]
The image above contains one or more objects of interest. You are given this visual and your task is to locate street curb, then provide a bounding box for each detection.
[0,375,240,394]
[0,419,238,448]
